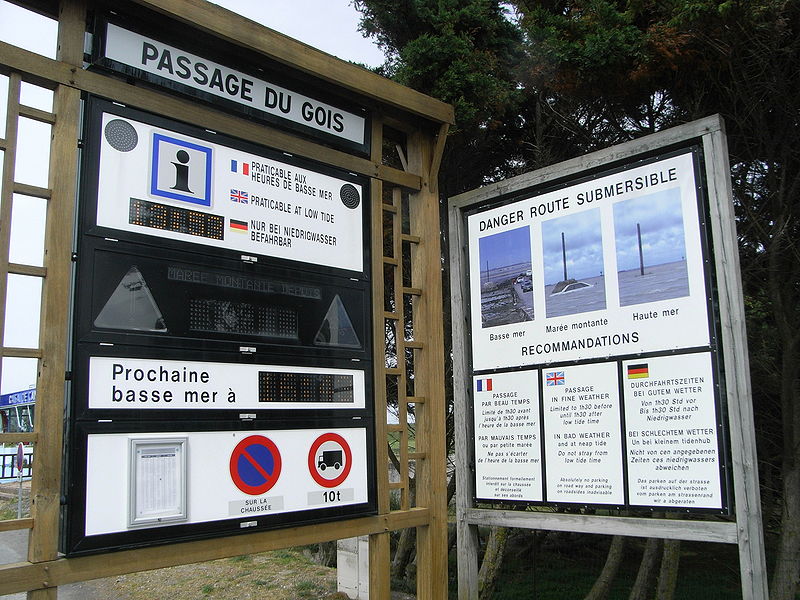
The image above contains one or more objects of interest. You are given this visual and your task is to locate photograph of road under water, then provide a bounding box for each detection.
[613,188,691,307]
[478,225,535,327]
[541,208,607,318]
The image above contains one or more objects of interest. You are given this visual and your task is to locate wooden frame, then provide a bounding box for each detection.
[448,115,767,600]
[0,1,452,597]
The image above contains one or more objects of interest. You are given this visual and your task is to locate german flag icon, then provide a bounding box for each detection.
[627,363,649,379]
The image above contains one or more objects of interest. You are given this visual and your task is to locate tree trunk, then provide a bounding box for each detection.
[770,461,800,599]
[768,267,800,600]
[313,541,337,567]
[628,537,661,600]
[655,539,681,600]
[584,535,626,600]
[391,526,417,581]
[478,526,510,600]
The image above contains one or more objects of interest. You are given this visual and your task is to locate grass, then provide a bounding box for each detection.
[0,494,28,520]
[87,546,341,600]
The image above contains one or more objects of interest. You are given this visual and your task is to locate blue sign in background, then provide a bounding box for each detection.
[0,389,36,408]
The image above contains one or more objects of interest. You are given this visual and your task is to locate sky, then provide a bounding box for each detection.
[613,189,687,271]
[0,0,385,66]
[0,0,385,394]
[209,0,385,67]
[541,209,605,284]
[479,226,533,273]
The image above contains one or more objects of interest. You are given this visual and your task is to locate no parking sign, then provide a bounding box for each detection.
[229,435,282,495]
[16,443,24,475]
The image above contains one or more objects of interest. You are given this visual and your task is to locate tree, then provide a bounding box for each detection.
[356,0,800,597]
[513,3,800,597]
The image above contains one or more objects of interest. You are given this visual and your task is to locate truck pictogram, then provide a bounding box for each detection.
[317,449,343,471]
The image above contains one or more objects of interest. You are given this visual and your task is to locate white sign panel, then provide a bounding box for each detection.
[473,371,542,501]
[542,362,624,504]
[96,111,364,272]
[624,353,722,508]
[467,152,709,370]
[103,23,366,145]
[88,356,365,410]
[85,427,369,535]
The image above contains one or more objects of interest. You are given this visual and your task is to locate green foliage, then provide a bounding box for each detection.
[354,0,522,130]
[356,0,800,596]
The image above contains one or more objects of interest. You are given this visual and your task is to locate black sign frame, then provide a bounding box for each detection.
[61,419,377,556]
[79,97,372,280]
[461,143,733,516]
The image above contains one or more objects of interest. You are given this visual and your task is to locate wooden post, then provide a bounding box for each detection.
[368,114,392,598]
[407,126,449,600]
[26,3,84,600]
[449,199,480,600]
[702,121,768,600]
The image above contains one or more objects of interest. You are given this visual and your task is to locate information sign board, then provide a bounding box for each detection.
[467,150,710,370]
[87,356,366,411]
[472,370,542,502]
[65,94,375,555]
[128,438,187,527]
[85,99,366,273]
[463,147,729,513]
[623,352,723,508]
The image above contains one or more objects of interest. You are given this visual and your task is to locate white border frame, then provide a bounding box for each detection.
[127,437,188,528]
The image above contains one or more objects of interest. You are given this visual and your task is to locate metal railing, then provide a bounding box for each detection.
[0,451,33,479]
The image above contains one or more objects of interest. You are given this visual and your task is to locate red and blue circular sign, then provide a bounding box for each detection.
[229,435,282,495]
[308,432,352,488]
[16,443,24,473]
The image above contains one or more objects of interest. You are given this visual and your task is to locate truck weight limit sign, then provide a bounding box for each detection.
[308,433,352,488]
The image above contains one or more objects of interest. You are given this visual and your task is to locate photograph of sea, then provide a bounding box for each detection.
[613,189,691,307]
[478,226,534,327]
[541,209,607,318]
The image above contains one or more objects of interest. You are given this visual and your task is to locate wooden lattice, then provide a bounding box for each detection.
[0,2,452,598]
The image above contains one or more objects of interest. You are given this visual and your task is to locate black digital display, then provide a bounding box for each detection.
[258,372,354,403]
[129,198,224,240]
[77,243,369,356]
[189,298,298,339]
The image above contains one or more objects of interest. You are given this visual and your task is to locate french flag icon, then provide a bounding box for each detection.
[230,159,249,176]
[476,378,493,392]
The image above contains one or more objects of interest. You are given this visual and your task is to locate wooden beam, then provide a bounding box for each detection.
[407,128,449,600]
[0,509,431,595]
[703,121,769,600]
[449,195,480,600]
[0,40,424,191]
[0,519,34,533]
[449,115,725,210]
[466,509,739,544]
[0,432,38,444]
[26,0,85,573]
[130,0,454,126]
[368,113,392,598]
